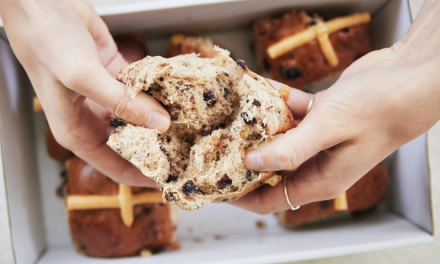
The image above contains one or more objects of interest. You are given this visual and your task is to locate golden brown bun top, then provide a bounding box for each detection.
[66,156,177,258]
[277,161,390,228]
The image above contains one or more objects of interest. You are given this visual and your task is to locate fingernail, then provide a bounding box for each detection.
[245,149,264,170]
[146,112,170,133]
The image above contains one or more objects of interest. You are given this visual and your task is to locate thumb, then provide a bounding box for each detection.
[244,105,345,171]
[244,124,324,171]
[232,143,381,214]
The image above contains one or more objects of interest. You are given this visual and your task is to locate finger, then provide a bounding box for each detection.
[73,2,142,78]
[75,140,158,187]
[73,0,121,67]
[52,20,170,132]
[105,52,128,77]
[232,142,378,214]
[54,57,170,132]
[32,1,170,132]
[244,107,348,171]
[76,3,147,76]
[83,98,111,122]
[268,79,318,117]
[80,10,131,78]
[50,101,157,187]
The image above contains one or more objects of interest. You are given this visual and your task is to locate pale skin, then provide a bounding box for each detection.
[233,0,440,213]
[1,0,440,213]
[0,0,163,186]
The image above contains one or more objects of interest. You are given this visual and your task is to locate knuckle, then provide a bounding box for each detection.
[272,145,303,171]
[61,66,92,90]
[78,0,90,6]
[50,128,74,150]
[314,158,344,200]
[51,121,88,152]
[253,205,271,215]
[113,96,137,122]
[270,149,291,170]
[253,192,275,215]
[321,181,345,200]
[70,0,95,15]
[53,135,69,150]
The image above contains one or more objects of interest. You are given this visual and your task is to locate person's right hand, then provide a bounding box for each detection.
[0,0,170,186]
[232,0,440,214]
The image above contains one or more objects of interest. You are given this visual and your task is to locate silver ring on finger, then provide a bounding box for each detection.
[306,93,315,115]
[284,176,300,211]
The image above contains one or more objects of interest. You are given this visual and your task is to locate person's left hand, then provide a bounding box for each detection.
[0,0,168,186]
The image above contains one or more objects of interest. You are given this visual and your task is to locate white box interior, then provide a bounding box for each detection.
[0,0,434,264]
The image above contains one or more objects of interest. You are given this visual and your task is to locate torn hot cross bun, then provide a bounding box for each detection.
[108,47,294,211]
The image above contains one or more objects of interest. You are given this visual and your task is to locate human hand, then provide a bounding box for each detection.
[232,0,440,214]
[0,0,169,186]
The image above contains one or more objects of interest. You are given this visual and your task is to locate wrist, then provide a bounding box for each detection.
[394,1,440,63]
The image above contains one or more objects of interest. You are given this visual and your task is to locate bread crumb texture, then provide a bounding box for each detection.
[108,47,294,210]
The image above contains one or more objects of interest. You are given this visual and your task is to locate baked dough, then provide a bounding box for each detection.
[107,47,294,211]
[66,157,179,257]
[253,10,373,89]
[276,162,390,228]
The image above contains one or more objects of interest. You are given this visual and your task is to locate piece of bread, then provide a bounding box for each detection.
[107,47,294,211]
[66,157,179,258]
[166,34,218,59]
[276,161,390,228]
[253,10,373,89]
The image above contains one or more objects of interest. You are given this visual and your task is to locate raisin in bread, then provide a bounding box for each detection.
[107,47,294,211]
[166,34,218,59]
[276,162,390,228]
[66,157,179,258]
[253,10,373,89]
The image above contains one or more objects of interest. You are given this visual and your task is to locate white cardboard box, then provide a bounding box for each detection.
[0,0,434,263]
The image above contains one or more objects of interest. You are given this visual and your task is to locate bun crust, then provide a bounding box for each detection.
[253,10,373,89]
[166,35,218,59]
[276,162,390,228]
[66,157,178,257]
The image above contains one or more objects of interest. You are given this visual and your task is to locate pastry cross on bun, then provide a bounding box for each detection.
[253,10,373,89]
[66,157,179,258]
[107,47,294,211]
